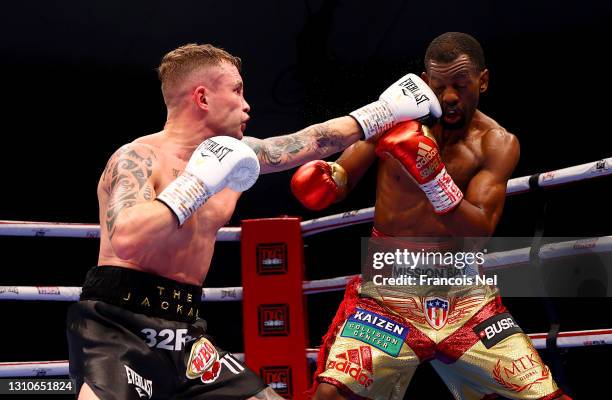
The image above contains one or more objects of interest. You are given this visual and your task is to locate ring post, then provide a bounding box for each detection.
[241,217,309,399]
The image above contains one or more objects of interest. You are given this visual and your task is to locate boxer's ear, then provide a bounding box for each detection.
[194,86,208,110]
[479,69,489,93]
[420,71,429,84]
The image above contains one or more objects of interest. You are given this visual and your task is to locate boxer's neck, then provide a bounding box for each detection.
[163,115,214,145]
[436,123,469,146]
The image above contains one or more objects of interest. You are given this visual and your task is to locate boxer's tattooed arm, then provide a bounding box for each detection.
[252,387,285,400]
[103,144,157,238]
[142,184,154,201]
[243,122,351,173]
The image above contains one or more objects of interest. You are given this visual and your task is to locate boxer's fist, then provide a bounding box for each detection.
[157,136,260,225]
[350,74,441,140]
[376,121,463,214]
[186,136,260,193]
[291,160,347,210]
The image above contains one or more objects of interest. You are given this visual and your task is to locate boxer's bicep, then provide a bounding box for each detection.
[102,143,158,237]
[336,140,377,192]
[463,129,519,228]
[463,170,508,230]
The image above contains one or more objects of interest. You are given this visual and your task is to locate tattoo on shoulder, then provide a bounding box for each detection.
[103,144,157,237]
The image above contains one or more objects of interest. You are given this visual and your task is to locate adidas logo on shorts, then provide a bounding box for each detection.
[326,346,374,388]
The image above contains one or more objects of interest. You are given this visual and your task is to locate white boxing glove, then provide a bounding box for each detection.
[350,73,442,140]
[157,136,260,225]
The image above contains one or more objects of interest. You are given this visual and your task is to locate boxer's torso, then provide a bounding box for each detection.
[374,110,504,236]
[97,132,240,285]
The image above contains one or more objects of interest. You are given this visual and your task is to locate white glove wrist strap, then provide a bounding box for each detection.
[156,172,211,226]
[349,100,395,140]
[420,167,463,214]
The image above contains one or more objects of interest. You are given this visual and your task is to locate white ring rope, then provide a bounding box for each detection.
[0,221,102,239]
[0,276,361,302]
[2,328,611,377]
[0,158,609,239]
[2,235,610,302]
[506,157,611,194]
[0,221,241,241]
[481,236,612,270]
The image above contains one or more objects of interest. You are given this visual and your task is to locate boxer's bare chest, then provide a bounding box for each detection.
[382,132,483,194]
[374,129,485,235]
[438,137,483,191]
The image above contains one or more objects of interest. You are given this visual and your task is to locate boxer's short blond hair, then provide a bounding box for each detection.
[157,43,241,100]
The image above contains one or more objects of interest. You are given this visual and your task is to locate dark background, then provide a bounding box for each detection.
[1,1,611,398]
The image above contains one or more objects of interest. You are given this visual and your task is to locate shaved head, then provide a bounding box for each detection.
[425,32,485,72]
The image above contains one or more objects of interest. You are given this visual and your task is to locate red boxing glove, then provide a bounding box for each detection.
[291,160,347,210]
[376,121,463,214]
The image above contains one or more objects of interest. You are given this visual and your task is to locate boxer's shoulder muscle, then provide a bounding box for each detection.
[473,111,511,141]
[99,142,160,196]
[477,126,519,179]
[471,111,519,164]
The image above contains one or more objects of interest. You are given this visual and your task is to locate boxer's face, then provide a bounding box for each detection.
[423,55,488,130]
[203,62,251,139]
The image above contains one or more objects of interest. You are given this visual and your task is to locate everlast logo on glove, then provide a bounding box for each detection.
[200,139,234,162]
[399,77,430,105]
[474,313,523,349]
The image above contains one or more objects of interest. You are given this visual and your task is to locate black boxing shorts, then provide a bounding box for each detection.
[67,266,266,399]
